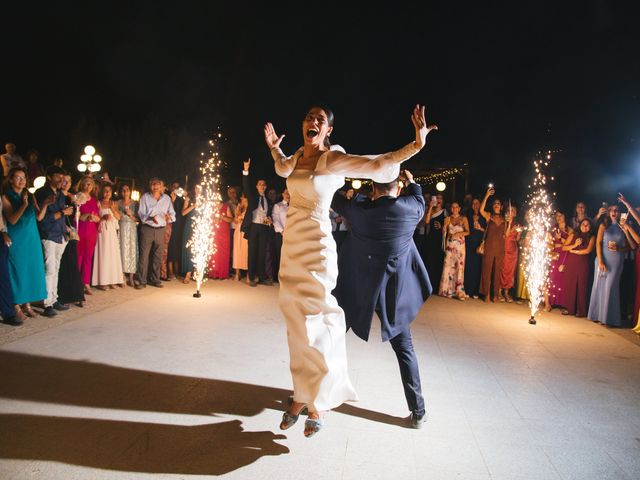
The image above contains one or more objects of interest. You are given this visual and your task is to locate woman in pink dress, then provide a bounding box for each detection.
[546,211,573,311]
[76,176,100,295]
[499,205,521,302]
[208,202,233,279]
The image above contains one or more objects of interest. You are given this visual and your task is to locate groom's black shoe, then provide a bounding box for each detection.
[410,411,427,429]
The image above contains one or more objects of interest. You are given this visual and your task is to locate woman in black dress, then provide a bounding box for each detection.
[57,173,85,307]
[465,197,486,298]
[424,193,446,289]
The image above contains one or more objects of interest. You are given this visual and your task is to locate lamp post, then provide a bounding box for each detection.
[77,145,102,174]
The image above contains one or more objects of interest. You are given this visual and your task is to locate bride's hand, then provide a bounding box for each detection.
[264,122,285,149]
[411,104,438,150]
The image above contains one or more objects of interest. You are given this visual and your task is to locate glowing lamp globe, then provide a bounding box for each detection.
[436,182,446,192]
[89,163,101,172]
[80,154,91,163]
[77,164,87,172]
[33,176,46,189]
[351,179,362,190]
[93,154,102,163]
[84,145,96,156]
[28,187,36,194]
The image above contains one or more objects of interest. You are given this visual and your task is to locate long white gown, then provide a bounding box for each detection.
[271,142,420,411]
[91,206,124,286]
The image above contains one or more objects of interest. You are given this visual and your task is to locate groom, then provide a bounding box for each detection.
[332,169,432,428]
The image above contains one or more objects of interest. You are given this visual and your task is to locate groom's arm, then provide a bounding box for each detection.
[331,190,354,220]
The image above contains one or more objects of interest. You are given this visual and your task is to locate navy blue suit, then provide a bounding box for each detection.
[241,172,274,282]
[332,182,432,416]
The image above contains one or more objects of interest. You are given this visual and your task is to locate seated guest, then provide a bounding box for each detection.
[135,178,176,289]
[1,167,47,321]
[241,158,274,286]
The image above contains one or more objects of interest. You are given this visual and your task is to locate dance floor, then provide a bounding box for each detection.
[1,280,639,479]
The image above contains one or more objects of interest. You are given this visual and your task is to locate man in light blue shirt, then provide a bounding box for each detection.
[135,178,176,289]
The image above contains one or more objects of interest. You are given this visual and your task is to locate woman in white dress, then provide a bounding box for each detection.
[264,104,437,437]
[92,183,124,289]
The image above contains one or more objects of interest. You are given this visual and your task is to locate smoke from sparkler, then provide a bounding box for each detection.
[523,151,555,323]
[187,133,224,296]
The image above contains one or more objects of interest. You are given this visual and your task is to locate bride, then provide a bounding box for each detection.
[264,104,437,437]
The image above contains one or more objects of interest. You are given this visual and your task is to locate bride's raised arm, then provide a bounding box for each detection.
[264,122,297,178]
[325,105,437,183]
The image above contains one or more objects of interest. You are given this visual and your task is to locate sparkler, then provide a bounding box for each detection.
[187,132,225,297]
[523,151,555,324]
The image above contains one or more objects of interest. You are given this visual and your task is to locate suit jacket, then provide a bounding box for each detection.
[332,182,432,342]
[241,172,273,237]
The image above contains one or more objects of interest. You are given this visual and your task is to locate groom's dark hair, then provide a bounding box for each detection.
[372,177,400,195]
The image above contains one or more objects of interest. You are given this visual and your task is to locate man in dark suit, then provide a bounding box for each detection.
[241,158,274,286]
[332,169,432,428]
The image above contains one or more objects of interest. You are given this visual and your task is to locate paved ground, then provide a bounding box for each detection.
[0,279,639,479]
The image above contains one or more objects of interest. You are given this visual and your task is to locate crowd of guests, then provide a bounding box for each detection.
[3,141,640,332]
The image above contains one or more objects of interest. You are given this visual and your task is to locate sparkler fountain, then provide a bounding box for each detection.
[188,133,224,298]
[523,151,555,324]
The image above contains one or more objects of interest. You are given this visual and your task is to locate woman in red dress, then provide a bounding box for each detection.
[208,202,233,279]
[499,204,521,302]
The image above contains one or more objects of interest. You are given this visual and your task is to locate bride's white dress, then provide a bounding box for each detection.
[271,142,420,411]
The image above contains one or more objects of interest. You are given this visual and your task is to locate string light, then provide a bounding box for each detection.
[522,150,556,324]
[187,130,225,297]
[346,167,463,188]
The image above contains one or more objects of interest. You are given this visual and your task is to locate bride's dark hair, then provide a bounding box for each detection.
[306,105,334,149]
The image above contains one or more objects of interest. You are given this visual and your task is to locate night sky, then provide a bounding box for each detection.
[4,1,639,214]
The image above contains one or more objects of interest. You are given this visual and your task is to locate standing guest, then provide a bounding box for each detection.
[588,205,628,326]
[166,181,184,280]
[424,193,446,290]
[515,210,531,303]
[618,194,640,330]
[232,193,249,281]
[159,182,174,281]
[570,202,590,231]
[208,201,233,279]
[1,167,47,321]
[264,104,436,437]
[461,193,473,217]
[330,187,352,252]
[546,211,572,311]
[439,201,469,300]
[499,204,521,303]
[241,159,274,287]
[265,187,279,281]
[135,178,176,289]
[271,188,290,282]
[34,165,74,317]
[227,186,240,276]
[562,219,596,317]
[76,176,100,295]
[26,149,45,186]
[479,187,505,303]
[464,198,486,299]
[413,192,430,267]
[117,183,139,287]
[92,183,124,290]
[1,143,25,179]
[52,158,64,169]
[56,174,85,308]
[180,186,198,283]
[0,210,19,325]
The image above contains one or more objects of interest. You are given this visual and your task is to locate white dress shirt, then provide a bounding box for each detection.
[272,201,288,233]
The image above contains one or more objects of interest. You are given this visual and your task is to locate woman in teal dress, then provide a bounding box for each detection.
[1,166,47,320]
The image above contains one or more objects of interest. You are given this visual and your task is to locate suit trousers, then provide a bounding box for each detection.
[389,328,425,416]
[138,224,165,285]
[248,223,270,281]
[0,242,15,319]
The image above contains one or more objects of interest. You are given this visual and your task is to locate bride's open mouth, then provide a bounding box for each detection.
[306,128,319,139]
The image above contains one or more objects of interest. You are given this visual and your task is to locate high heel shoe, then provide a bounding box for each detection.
[280,402,307,430]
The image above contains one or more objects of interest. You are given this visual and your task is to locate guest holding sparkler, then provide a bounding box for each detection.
[479,187,505,303]
[264,104,436,437]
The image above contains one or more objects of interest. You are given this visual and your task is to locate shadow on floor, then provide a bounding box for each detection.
[0,351,406,474]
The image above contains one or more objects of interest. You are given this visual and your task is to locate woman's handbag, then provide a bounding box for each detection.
[476,221,488,255]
